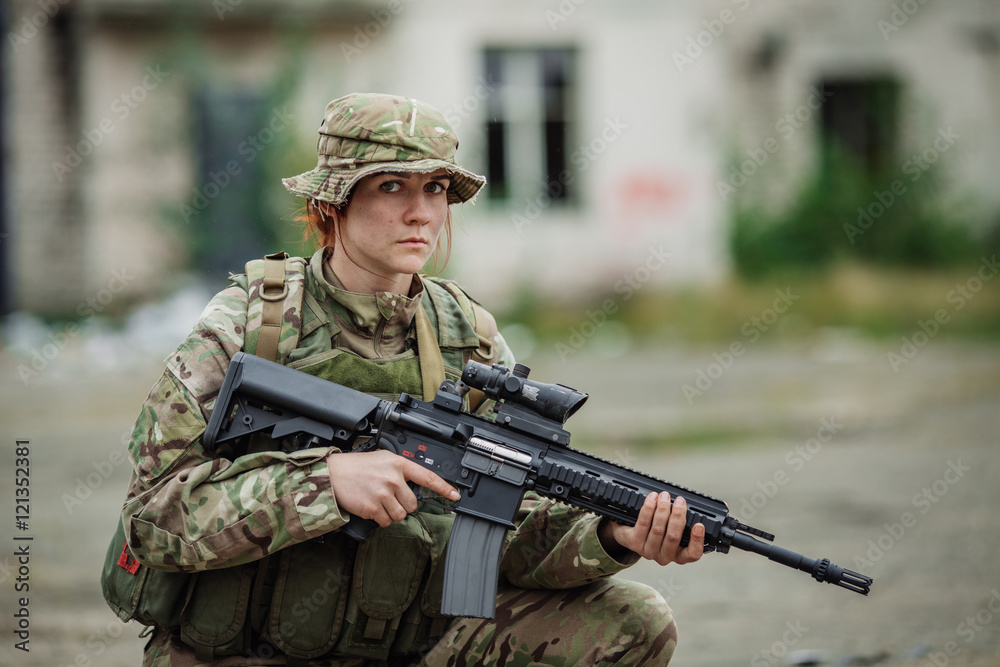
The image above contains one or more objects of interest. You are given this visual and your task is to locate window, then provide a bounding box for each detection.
[819,77,901,178]
[188,87,274,277]
[483,48,576,205]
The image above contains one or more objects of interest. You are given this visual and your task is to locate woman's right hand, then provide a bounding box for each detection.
[326,450,461,527]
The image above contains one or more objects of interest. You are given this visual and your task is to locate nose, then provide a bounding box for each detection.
[405,191,434,226]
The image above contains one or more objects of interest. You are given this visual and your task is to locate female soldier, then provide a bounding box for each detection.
[111,93,704,666]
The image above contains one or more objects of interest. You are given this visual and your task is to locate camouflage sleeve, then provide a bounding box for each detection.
[121,284,348,573]
[499,492,640,590]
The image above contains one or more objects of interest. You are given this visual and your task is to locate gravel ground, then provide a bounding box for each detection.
[0,335,997,666]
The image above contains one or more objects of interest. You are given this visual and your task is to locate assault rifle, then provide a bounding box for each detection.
[204,352,872,618]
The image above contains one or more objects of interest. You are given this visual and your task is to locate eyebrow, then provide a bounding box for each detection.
[381,172,452,181]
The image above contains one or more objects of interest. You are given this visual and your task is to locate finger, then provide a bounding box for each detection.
[656,495,688,562]
[644,492,672,555]
[627,492,658,551]
[383,497,409,524]
[370,505,395,527]
[677,523,706,564]
[400,459,461,501]
[636,492,657,530]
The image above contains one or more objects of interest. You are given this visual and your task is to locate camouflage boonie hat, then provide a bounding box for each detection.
[282,93,486,206]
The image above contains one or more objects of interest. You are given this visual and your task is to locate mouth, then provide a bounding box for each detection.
[398,238,430,247]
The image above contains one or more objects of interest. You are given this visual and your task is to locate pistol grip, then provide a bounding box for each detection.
[342,515,378,542]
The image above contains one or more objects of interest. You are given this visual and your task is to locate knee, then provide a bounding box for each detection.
[599,579,678,664]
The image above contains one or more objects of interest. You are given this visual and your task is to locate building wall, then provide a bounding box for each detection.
[8,0,87,314]
[714,0,1000,225]
[391,1,732,306]
[5,0,999,315]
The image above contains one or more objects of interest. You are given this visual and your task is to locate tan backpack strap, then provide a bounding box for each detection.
[469,301,496,363]
[256,252,289,363]
[241,254,290,663]
[440,282,498,412]
[442,283,495,363]
[415,304,446,401]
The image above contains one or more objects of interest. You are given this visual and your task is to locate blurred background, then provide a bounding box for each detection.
[0,0,998,665]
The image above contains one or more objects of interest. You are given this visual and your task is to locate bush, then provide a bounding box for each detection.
[730,145,980,279]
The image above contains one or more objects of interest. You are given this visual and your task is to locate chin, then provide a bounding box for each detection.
[396,254,433,274]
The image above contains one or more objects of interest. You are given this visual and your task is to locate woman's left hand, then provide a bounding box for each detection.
[598,492,705,566]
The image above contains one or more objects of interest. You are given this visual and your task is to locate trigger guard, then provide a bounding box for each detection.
[412,484,454,512]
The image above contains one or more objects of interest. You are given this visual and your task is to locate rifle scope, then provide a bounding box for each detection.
[462,361,588,424]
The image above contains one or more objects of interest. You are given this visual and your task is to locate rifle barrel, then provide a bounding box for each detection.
[730,531,872,595]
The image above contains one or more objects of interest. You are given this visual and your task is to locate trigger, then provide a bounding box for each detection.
[413,485,453,512]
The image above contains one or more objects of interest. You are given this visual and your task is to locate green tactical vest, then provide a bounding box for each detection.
[101,253,499,663]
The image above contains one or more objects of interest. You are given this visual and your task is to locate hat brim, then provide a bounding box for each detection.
[282,158,486,206]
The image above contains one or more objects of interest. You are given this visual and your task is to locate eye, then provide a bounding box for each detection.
[379,180,403,193]
[426,181,450,194]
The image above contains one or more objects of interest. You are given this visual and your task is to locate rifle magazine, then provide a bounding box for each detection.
[440,514,507,619]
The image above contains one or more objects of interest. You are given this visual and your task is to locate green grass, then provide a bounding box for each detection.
[500,261,1000,346]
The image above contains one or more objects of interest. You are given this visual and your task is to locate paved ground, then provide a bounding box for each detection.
[0,333,997,666]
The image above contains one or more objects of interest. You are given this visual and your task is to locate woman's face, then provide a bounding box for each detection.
[333,169,451,291]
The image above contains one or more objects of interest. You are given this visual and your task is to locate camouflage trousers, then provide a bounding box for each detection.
[142,578,678,666]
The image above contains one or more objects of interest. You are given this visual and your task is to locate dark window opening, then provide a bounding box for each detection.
[483,47,576,206]
[190,88,273,278]
[51,5,80,118]
[819,77,901,179]
[485,121,507,201]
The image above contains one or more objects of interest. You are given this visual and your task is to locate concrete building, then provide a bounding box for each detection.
[3,0,998,316]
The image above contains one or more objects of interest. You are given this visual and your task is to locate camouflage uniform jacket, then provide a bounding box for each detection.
[121,248,638,658]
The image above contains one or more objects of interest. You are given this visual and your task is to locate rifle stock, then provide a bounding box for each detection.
[205,353,872,618]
